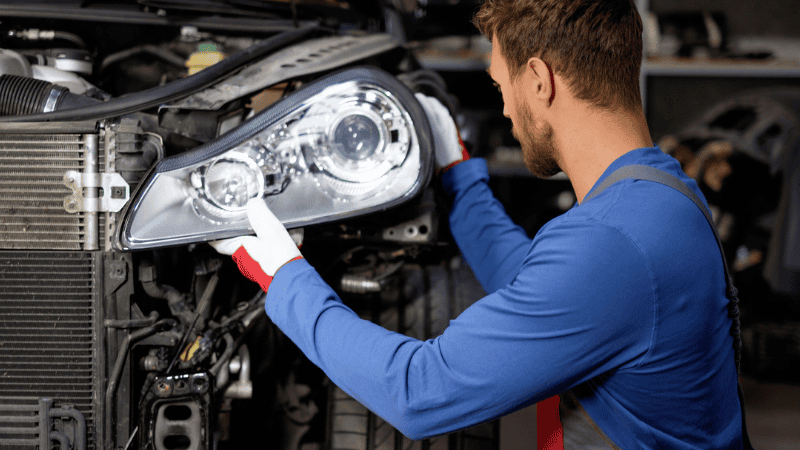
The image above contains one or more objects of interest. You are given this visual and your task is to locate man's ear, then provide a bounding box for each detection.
[525,57,554,106]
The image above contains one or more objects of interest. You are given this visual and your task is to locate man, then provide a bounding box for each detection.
[213,0,745,447]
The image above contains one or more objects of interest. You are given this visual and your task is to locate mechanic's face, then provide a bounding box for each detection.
[489,40,561,178]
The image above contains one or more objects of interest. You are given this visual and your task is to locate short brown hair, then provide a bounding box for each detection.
[474,0,643,111]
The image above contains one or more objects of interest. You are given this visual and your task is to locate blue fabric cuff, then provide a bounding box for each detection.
[266,258,315,309]
[441,158,489,197]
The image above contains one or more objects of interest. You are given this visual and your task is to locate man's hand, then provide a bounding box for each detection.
[211,199,302,293]
[415,93,469,172]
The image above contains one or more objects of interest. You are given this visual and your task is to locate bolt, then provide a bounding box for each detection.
[192,376,208,393]
[155,379,171,395]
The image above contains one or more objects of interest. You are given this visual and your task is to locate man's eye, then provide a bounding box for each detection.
[493,82,502,94]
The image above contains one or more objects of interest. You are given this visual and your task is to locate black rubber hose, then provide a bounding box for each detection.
[104,311,160,329]
[52,31,88,49]
[56,91,102,110]
[49,431,71,450]
[0,75,60,115]
[0,24,320,123]
[0,74,102,116]
[209,332,236,379]
[49,406,87,450]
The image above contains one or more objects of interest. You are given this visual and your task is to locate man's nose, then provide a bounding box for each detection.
[503,105,509,118]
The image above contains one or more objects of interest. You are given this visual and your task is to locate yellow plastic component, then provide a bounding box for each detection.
[186,43,225,75]
[180,336,202,361]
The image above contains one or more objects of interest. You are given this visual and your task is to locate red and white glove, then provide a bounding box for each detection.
[415,93,469,173]
[211,199,302,293]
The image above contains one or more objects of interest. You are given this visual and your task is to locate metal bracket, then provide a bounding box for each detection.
[105,257,130,297]
[63,170,130,213]
[382,211,436,243]
[141,373,212,450]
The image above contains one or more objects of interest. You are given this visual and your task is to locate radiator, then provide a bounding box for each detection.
[0,131,105,251]
[0,124,108,449]
[0,251,101,449]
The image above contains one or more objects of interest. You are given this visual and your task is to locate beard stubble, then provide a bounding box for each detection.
[512,96,562,178]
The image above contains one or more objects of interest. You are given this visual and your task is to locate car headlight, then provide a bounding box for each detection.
[118,66,433,250]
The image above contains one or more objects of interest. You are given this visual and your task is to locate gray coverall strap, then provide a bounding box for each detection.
[583,164,735,294]
[580,163,754,449]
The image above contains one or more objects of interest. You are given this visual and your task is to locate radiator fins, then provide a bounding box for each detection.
[0,134,100,250]
[0,251,100,450]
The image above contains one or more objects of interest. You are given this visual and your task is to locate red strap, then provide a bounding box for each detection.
[537,395,564,450]
[232,246,302,293]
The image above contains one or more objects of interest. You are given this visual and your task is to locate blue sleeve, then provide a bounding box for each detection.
[442,159,531,293]
[266,218,654,440]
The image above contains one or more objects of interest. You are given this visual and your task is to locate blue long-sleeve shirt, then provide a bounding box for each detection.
[265,146,742,448]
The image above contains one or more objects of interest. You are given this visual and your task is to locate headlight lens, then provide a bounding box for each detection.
[118,66,433,250]
[325,109,392,182]
[333,113,381,161]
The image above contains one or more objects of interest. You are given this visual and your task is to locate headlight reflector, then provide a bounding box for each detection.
[196,155,264,211]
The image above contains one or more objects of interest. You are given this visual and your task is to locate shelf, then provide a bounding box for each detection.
[413,35,491,72]
[639,57,800,113]
[643,58,800,78]
[415,54,488,72]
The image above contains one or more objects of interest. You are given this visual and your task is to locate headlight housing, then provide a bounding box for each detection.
[118,66,433,250]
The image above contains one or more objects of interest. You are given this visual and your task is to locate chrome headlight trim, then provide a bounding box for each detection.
[118,66,433,251]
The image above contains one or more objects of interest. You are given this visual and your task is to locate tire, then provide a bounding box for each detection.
[328,257,498,450]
